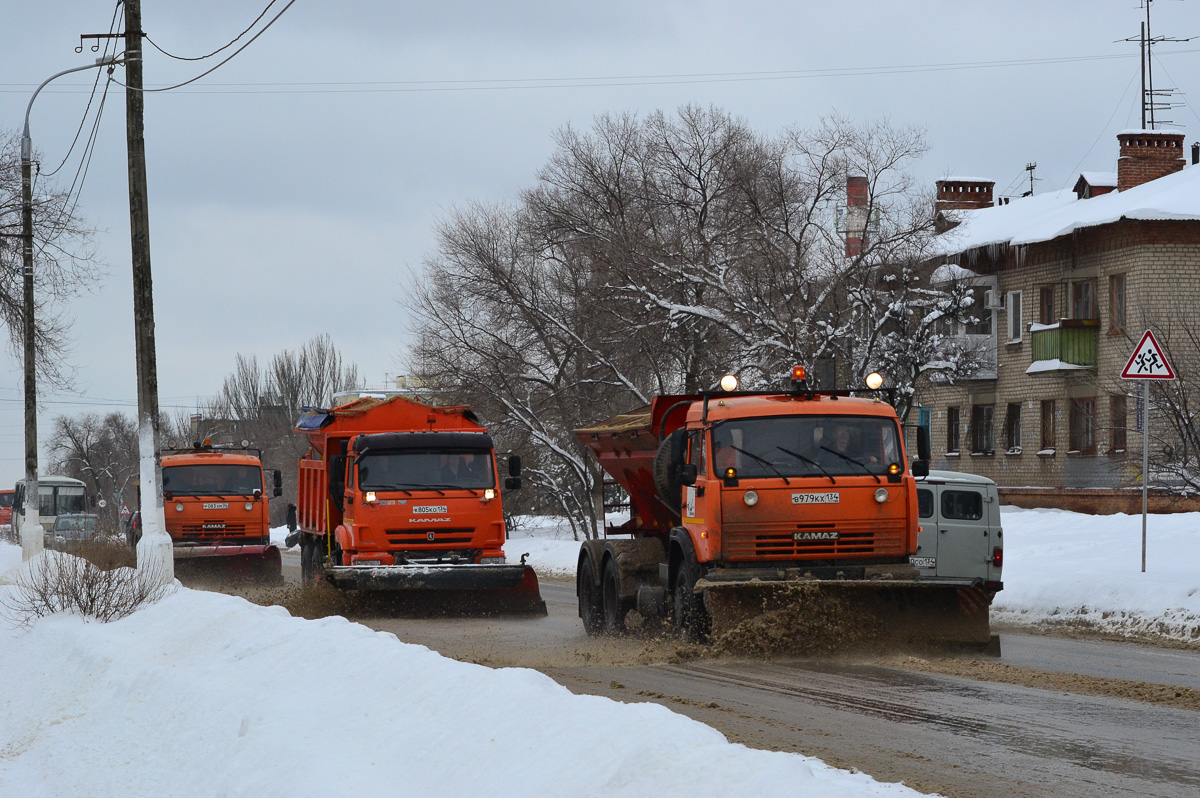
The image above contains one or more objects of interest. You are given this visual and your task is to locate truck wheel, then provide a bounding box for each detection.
[301,540,322,585]
[672,559,710,642]
[601,558,627,634]
[578,556,603,635]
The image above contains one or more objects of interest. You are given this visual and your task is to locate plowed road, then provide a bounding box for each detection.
[274,557,1200,797]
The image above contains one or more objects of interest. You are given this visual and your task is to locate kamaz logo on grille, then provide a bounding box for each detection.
[793,530,839,541]
[203,503,229,510]
[412,505,448,514]
[201,523,227,531]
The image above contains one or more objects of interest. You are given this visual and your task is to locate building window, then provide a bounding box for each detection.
[1110,394,1127,453]
[1007,290,1023,341]
[947,406,960,453]
[1004,402,1022,452]
[1072,280,1096,320]
[966,289,992,335]
[1109,274,1126,334]
[1040,400,1056,451]
[971,404,995,454]
[1039,286,1055,325]
[1069,397,1096,455]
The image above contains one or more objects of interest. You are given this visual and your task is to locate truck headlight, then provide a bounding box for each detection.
[244,502,253,511]
[874,488,889,503]
[743,490,759,506]
[175,503,184,512]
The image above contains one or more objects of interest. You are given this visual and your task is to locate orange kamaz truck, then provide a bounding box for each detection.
[156,442,283,580]
[293,394,544,612]
[574,368,1002,650]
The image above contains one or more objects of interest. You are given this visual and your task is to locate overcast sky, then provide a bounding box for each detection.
[3,0,1199,486]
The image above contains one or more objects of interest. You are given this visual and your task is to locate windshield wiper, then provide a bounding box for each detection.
[730,445,790,485]
[776,446,836,485]
[817,446,881,483]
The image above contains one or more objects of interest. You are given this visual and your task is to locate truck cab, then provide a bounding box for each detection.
[159,444,281,547]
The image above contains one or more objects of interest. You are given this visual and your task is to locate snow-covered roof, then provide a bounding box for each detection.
[930,263,981,283]
[937,163,1200,255]
[940,175,994,183]
[1117,127,1184,136]
[1077,171,1116,187]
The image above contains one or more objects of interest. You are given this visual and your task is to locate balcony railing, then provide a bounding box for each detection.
[1027,319,1098,374]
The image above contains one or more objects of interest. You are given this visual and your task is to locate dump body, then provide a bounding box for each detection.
[573,388,1002,649]
[294,395,544,610]
[157,447,282,580]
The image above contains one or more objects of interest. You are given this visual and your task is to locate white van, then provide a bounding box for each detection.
[911,470,1004,589]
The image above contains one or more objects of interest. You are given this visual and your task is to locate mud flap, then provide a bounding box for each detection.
[173,544,284,584]
[323,564,547,615]
[700,579,994,655]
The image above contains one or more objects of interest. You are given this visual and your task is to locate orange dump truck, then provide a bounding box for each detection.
[157,443,283,580]
[574,369,1002,649]
[293,394,544,612]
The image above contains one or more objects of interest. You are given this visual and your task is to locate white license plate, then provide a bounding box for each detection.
[412,505,448,514]
[792,492,839,504]
[909,556,936,568]
[203,503,228,510]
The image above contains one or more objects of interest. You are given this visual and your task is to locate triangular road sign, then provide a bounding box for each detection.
[1121,330,1175,380]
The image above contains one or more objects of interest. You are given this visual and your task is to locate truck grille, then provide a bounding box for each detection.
[723,519,907,560]
[385,528,476,547]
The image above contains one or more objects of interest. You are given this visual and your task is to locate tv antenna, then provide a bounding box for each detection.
[1119,0,1195,129]
[1022,162,1038,197]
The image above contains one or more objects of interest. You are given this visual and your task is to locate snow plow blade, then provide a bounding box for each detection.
[700,576,996,656]
[323,563,547,615]
[172,544,284,584]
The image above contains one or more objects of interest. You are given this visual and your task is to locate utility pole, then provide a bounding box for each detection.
[125,0,173,582]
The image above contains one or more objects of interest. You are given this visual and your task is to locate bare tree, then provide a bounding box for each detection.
[0,130,105,386]
[409,107,973,534]
[46,412,140,531]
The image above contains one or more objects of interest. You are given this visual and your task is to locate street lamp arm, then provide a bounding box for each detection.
[22,56,120,159]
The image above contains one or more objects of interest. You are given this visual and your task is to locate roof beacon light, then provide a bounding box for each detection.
[865,372,884,390]
[719,374,739,392]
[790,365,807,384]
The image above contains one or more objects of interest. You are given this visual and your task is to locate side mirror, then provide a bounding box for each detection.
[505,476,522,491]
[917,426,931,462]
[911,460,929,478]
[677,463,698,486]
[508,455,521,478]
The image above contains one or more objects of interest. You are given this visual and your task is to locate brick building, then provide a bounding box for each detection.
[918,130,1200,512]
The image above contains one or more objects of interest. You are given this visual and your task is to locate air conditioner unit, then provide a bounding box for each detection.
[982,289,1004,310]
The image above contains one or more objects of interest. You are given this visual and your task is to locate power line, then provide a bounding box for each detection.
[43,1,123,177]
[120,0,296,93]
[145,0,279,62]
[9,48,1192,96]
[1059,65,1143,189]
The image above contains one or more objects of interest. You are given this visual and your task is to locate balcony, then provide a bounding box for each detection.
[1026,319,1099,375]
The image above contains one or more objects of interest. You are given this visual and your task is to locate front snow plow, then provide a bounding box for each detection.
[320,562,547,615]
[700,569,998,655]
[172,543,284,584]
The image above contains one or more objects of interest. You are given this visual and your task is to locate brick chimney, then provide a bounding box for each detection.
[1117,129,1185,192]
[935,177,995,213]
[844,175,868,257]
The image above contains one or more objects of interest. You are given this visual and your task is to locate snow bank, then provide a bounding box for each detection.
[0,560,924,797]
[992,507,1200,642]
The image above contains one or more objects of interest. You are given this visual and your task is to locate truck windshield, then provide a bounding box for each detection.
[162,465,264,496]
[711,415,902,478]
[358,449,494,490]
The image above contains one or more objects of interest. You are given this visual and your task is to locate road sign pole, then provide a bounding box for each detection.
[1142,380,1149,573]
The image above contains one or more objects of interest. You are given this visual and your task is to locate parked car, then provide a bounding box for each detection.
[45,513,102,551]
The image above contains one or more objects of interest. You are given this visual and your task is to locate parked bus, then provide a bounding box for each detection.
[0,489,14,542]
[12,476,89,536]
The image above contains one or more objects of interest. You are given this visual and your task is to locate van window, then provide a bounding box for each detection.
[917,488,934,519]
[941,490,983,521]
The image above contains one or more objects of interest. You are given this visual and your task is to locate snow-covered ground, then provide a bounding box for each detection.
[2,507,1197,797]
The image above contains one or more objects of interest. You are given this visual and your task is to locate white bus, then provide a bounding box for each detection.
[12,476,89,534]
